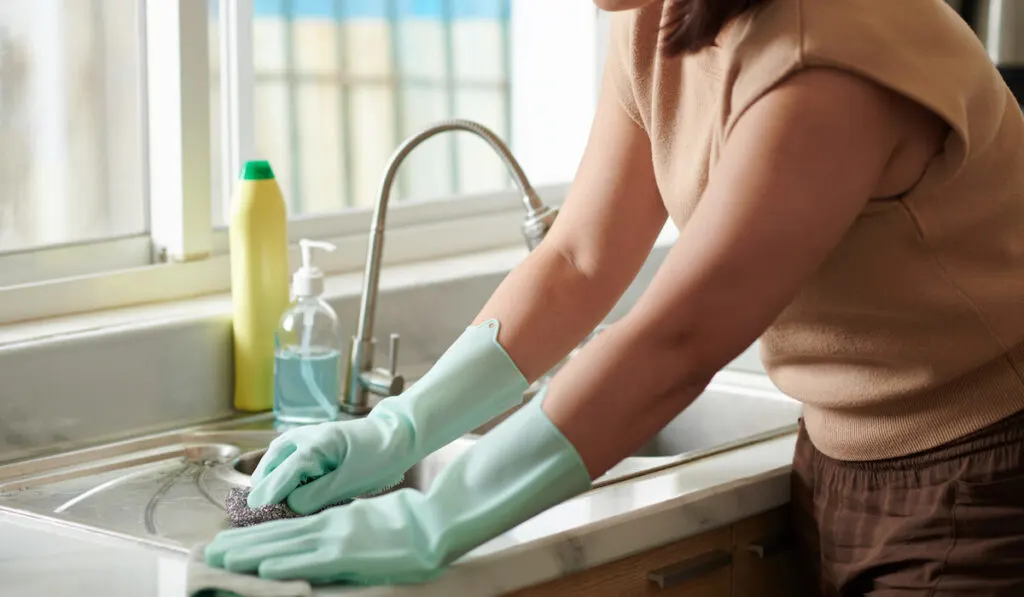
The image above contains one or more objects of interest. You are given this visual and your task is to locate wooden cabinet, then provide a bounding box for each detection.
[507,526,733,597]
[731,507,802,597]
[507,507,800,597]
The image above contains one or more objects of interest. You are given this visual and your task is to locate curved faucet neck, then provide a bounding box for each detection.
[343,119,555,415]
[356,119,551,342]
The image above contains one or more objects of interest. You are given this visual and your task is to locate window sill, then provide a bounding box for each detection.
[0,184,570,327]
[0,242,531,349]
[1,217,684,349]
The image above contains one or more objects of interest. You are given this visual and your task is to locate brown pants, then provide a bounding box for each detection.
[791,410,1024,596]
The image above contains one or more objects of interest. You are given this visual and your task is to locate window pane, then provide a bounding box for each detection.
[0,0,146,252]
[295,83,345,213]
[211,0,593,222]
[253,81,296,211]
[395,6,446,81]
[349,84,396,210]
[253,2,288,74]
[398,85,453,199]
[343,17,392,79]
[454,87,508,194]
[295,5,340,75]
[451,3,505,82]
[208,0,224,225]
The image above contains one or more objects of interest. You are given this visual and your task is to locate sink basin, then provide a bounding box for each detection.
[0,373,799,551]
[466,376,801,486]
[0,422,485,551]
[632,383,802,458]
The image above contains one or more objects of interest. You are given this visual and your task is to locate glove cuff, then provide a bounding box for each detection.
[426,390,592,563]
[372,319,530,457]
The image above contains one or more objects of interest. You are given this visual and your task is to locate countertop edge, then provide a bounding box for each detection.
[320,433,797,596]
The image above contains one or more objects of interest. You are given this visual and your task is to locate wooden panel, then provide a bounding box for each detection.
[731,507,803,597]
[507,526,732,597]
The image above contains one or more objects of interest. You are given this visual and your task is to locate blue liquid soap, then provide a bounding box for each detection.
[273,346,341,425]
[273,239,343,428]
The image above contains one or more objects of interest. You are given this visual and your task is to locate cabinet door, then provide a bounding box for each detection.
[731,507,803,597]
[507,526,733,597]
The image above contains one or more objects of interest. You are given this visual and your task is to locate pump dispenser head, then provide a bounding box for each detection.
[292,239,336,297]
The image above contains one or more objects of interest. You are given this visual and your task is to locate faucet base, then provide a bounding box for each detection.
[339,402,373,416]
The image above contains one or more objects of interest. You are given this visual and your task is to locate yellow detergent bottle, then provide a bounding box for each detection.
[229,160,290,411]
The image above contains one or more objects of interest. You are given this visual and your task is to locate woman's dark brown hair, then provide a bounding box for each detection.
[662,0,773,57]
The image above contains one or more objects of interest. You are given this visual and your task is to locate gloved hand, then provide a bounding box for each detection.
[248,319,529,514]
[206,392,592,585]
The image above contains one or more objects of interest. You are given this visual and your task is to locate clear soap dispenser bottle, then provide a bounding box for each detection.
[274,239,342,426]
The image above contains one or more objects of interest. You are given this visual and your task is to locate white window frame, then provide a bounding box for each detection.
[0,0,599,327]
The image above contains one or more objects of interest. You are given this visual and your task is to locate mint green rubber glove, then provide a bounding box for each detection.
[206,393,591,585]
[248,319,528,514]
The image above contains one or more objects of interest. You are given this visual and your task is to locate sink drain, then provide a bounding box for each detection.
[232,448,267,477]
[183,443,241,464]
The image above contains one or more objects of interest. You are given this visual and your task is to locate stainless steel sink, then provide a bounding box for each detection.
[228,376,802,494]
[0,374,800,552]
[633,384,802,458]
[0,425,279,551]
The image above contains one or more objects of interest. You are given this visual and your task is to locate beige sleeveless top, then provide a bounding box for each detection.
[607,0,1024,460]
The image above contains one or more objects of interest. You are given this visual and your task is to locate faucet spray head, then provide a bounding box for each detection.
[522,204,559,251]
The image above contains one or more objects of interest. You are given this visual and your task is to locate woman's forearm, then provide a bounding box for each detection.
[472,241,637,383]
[468,66,668,382]
[540,315,711,479]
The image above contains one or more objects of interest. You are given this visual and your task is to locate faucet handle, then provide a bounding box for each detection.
[361,333,405,399]
[387,333,400,375]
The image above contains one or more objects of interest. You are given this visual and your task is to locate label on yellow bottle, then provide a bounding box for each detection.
[229,161,290,412]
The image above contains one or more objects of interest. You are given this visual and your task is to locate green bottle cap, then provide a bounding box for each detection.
[240,160,275,180]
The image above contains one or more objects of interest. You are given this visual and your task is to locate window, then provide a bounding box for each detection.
[210,0,515,223]
[0,0,602,325]
[0,0,149,279]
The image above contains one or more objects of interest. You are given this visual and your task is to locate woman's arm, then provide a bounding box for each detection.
[471,69,668,382]
[543,68,940,478]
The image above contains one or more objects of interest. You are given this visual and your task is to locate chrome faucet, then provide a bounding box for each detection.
[340,119,558,415]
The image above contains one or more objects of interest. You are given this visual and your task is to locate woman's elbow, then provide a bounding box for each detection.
[620,312,738,391]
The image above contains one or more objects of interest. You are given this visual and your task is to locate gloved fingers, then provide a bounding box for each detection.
[258,548,349,582]
[286,470,403,515]
[204,529,256,568]
[206,515,323,567]
[205,528,273,568]
[283,478,337,515]
[285,473,362,515]
[203,539,230,568]
[221,536,319,574]
[247,454,320,508]
[250,440,297,485]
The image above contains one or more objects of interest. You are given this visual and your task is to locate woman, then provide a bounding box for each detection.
[206,0,1024,593]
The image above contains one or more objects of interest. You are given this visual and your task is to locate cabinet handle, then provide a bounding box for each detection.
[745,533,793,559]
[647,549,732,589]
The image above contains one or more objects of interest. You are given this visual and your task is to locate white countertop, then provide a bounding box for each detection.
[0,431,796,597]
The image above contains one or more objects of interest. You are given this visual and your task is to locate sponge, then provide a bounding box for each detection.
[223,486,351,528]
[223,446,406,527]
[223,473,406,527]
